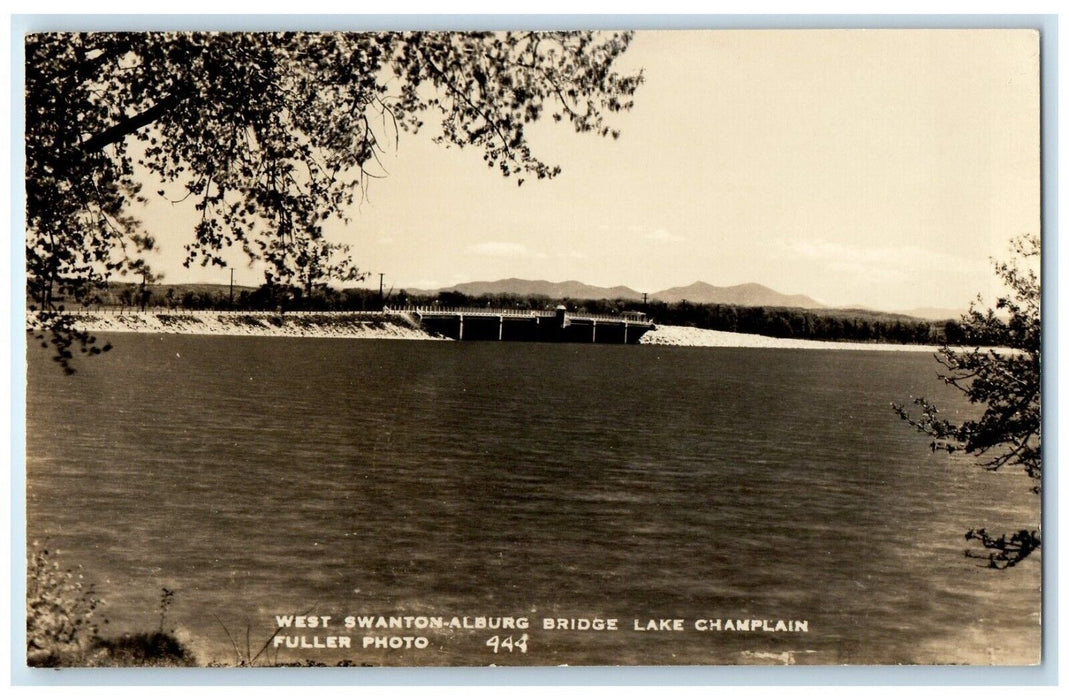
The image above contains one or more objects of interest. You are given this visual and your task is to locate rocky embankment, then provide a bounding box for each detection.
[29,310,443,340]
[640,324,942,352]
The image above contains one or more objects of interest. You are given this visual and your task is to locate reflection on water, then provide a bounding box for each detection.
[26,336,1041,665]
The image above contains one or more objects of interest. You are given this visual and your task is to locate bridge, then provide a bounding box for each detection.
[387,305,656,344]
[46,305,657,344]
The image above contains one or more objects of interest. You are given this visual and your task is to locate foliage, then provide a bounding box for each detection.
[26,543,104,666]
[212,615,287,667]
[88,585,195,667]
[89,631,196,667]
[894,234,1041,569]
[158,586,175,632]
[27,544,196,667]
[25,31,642,368]
[29,310,113,375]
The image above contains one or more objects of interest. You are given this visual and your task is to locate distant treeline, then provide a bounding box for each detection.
[34,281,388,312]
[34,281,961,345]
[643,300,957,345]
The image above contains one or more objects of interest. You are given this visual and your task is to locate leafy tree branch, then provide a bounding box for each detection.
[893,234,1041,569]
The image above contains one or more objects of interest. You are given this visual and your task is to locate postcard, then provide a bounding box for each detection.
[22,26,1042,668]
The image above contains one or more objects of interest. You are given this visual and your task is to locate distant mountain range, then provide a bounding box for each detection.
[407,278,825,310]
[651,281,824,309]
[412,278,645,301]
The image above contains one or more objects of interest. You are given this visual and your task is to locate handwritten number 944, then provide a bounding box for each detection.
[486,634,528,654]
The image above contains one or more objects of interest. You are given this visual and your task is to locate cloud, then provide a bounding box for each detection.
[378,235,396,245]
[776,238,989,282]
[645,228,686,243]
[467,241,533,258]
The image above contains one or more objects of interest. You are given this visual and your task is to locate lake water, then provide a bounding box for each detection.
[26,336,1041,666]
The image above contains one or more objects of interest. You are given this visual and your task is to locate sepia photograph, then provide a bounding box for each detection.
[20,24,1043,669]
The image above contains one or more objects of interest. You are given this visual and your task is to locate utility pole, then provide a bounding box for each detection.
[642,291,648,309]
[140,270,147,311]
[229,268,235,307]
[378,272,385,307]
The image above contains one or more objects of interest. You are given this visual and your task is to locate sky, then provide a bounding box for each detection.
[134,29,1040,312]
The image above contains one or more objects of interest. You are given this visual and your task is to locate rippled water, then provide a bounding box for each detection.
[26,336,1041,666]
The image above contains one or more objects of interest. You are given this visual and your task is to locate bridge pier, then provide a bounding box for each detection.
[458,314,464,340]
[499,315,504,340]
[592,320,597,343]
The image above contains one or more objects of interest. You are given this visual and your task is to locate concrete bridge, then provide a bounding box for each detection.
[388,305,655,344]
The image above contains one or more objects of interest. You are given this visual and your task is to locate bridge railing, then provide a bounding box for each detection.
[387,305,652,325]
[567,312,651,324]
[389,305,556,318]
[35,306,654,325]
[35,307,389,317]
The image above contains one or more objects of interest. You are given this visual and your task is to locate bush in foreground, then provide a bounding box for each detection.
[27,544,196,667]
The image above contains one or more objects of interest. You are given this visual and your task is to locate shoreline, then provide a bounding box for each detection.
[28,310,953,352]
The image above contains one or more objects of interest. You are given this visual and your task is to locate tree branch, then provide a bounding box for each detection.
[77,92,185,157]
[417,47,514,160]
